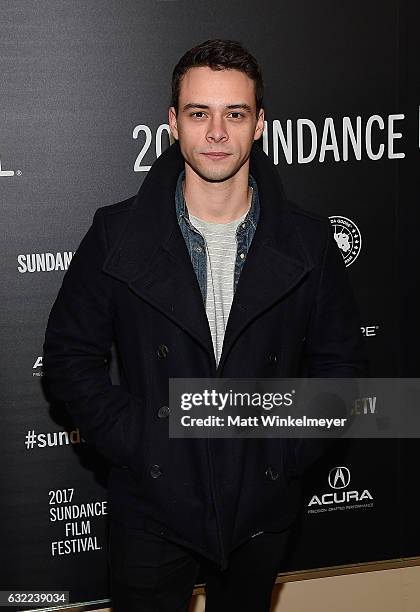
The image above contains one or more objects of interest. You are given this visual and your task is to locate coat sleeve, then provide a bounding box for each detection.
[304,219,369,377]
[292,220,370,477]
[43,208,136,467]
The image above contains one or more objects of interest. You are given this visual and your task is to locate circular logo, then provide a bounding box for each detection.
[328,215,361,267]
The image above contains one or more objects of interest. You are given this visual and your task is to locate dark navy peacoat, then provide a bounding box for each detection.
[43,141,368,569]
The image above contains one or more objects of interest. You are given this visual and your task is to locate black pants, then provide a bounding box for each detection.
[108,519,293,612]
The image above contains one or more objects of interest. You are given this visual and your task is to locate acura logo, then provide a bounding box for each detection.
[328,466,350,489]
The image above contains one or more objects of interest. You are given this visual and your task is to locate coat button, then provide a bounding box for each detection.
[157,405,170,418]
[265,466,279,481]
[150,464,162,478]
[157,344,169,359]
[268,353,278,363]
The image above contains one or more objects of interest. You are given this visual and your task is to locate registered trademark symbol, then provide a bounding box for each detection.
[16,169,22,176]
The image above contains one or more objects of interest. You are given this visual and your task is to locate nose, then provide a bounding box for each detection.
[206,115,228,144]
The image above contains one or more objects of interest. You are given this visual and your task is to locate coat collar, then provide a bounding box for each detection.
[102,141,314,373]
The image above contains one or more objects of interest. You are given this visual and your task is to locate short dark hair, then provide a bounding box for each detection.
[171,39,264,118]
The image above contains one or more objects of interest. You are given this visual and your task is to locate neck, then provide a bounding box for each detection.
[183,162,252,223]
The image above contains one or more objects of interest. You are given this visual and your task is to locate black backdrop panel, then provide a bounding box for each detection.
[1,0,419,607]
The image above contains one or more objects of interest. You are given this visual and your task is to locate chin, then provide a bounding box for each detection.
[201,170,237,183]
[188,159,242,183]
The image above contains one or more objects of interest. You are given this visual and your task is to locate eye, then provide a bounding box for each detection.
[228,112,245,119]
[190,111,207,118]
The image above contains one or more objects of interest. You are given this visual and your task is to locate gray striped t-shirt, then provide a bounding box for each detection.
[189,208,249,366]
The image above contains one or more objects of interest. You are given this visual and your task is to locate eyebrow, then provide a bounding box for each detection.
[182,103,253,112]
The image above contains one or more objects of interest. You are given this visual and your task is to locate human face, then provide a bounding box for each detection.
[168,66,264,183]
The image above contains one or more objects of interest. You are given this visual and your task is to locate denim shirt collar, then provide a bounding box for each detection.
[175,169,260,233]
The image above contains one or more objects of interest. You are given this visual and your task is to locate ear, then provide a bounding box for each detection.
[254,108,265,141]
[168,106,179,141]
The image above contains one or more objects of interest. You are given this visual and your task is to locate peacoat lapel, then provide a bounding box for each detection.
[102,141,314,372]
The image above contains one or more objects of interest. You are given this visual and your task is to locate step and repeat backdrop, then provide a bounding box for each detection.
[1,0,419,609]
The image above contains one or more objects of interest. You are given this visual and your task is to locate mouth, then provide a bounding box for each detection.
[201,152,231,160]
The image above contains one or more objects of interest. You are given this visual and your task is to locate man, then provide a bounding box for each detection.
[43,39,368,611]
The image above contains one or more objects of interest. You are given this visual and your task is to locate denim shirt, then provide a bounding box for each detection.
[175,170,260,304]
